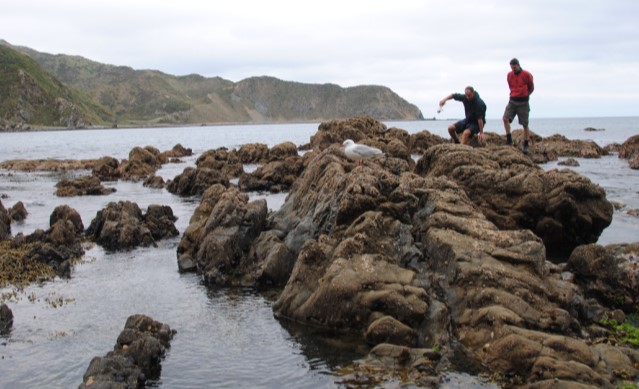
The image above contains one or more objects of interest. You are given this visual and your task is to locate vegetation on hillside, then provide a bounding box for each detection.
[1,40,424,127]
[0,44,113,128]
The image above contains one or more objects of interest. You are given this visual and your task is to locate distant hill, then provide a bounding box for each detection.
[1,40,424,127]
[0,44,113,129]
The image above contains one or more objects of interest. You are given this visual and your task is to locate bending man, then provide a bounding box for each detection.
[439,86,486,145]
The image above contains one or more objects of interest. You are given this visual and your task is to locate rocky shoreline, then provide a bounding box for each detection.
[1,116,639,388]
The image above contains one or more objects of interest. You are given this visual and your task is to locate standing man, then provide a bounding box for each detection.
[439,86,486,145]
[503,58,534,154]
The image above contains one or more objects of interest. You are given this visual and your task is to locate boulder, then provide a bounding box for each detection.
[568,243,639,312]
[0,200,10,239]
[160,143,193,160]
[92,156,120,181]
[558,158,580,167]
[619,134,639,161]
[166,166,230,196]
[8,201,28,222]
[78,314,176,389]
[0,303,13,335]
[86,201,178,251]
[408,130,448,154]
[143,174,165,189]
[309,115,388,151]
[196,147,244,178]
[237,143,270,164]
[415,144,613,259]
[144,205,179,241]
[267,141,298,161]
[55,175,116,197]
[7,205,85,279]
[238,155,305,193]
[176,185,268,285]
[540,134,607,158]
[117,146,162,181]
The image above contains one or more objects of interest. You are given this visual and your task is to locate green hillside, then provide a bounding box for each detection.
[0,44,113,129]
[1,40,424,126]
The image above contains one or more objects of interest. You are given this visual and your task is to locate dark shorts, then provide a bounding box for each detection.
[503,100,530,126]
[453,119,481,135]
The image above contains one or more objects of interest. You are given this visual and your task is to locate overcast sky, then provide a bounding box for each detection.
[2,0,638,119]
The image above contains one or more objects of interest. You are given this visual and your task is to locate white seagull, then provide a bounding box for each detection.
[342,139,383,165]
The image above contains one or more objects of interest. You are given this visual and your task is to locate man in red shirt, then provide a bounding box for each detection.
[503,58,534,154]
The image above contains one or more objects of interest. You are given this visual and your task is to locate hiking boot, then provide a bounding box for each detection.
[522,140,529,154]
[506,133,513,145]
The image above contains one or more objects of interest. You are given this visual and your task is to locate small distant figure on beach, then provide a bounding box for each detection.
[439,86,486,145]
[503,58,534,154]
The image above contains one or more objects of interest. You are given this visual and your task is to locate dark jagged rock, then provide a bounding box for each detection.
[55,175,116,197]
[558,157,580,167]
[237,143,270,164]
[117,146,162,181]
[160,143,193,160]
[8,201,28,222]
[86,201,178,251]
[0,303,13,335]
[143,174,165,189]
[78,314,176,389]
[0,200,10,239]
[176,184,268,285]
[238,155,306,193]
[415,143,613,259]
[619,135,639,160]
[92,156,120,181]
[267,141,298,162]
[166,166,229,196]
[241,117,637,388]
[195,147,244,178]
[540,134,607,158]
[309,116,388,151]
[6,205,85,280]
[568,243,639,312]
[408,130,448,154]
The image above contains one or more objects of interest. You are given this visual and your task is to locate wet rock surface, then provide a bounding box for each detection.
[55,175,116,197]
[0,302,13,335]
[176,184,268,284]
[86,201,178,251]
[415,144,613,259]
[78,314,176,389]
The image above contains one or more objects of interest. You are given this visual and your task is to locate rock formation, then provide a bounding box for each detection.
[55,175,116,197]
[176,185,268,284]
[0,303,13,335]
[0,200,10,239]
[78,314,176,389]
[86,201,178,251]
[171,117,635,387]
[415,144,613,259]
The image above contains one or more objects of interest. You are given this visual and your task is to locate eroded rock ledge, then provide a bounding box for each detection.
[175,117,636,387]
[78,314,176,389]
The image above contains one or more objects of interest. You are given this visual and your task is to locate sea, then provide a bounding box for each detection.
[0,117,638,389]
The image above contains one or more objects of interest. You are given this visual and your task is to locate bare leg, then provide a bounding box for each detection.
[522,124,530,154]
[448,125,460,143]
[523,124,530,142]
[503,117,511,135]
[460,129,472,145]
[503,117,513,145]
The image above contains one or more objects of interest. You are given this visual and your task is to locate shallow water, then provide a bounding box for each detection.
[1,118,638,388]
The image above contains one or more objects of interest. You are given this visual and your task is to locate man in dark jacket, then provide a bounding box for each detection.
[439,86,486,145]
[503,58,534,153]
